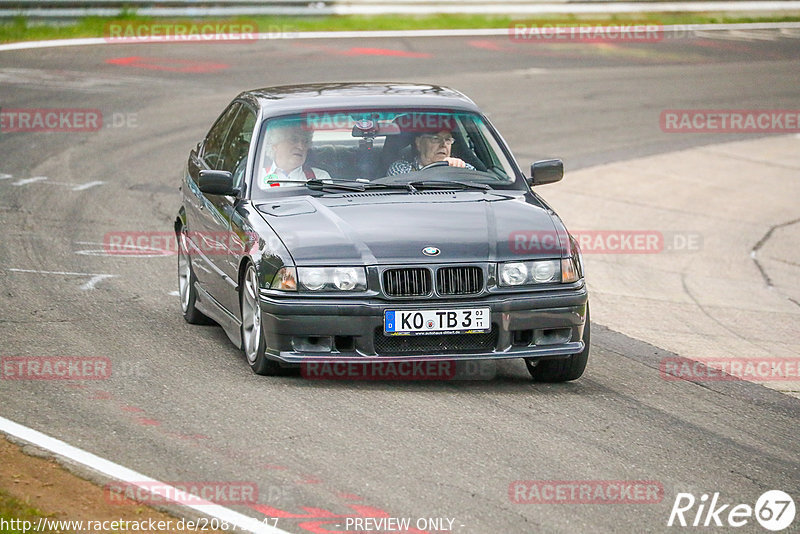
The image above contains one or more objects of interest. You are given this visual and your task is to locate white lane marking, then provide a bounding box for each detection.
[74,241,172,257]
[1,22,800,52]
[0,416,288,534]
[694,29,782,41]
[13,176,47,186]
[168,290,180,296]
[8,177,104,191]
[510,67,549,76]
[7,268,117,290]
[71,180,105,191]
[0,37,106,52]
[331,2,800,15]
[80,274,115,290]
[0,173,12,180]
[280,22,800,40]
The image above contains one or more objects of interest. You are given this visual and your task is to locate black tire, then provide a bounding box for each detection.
[240,263,282,376]
[527,304,590,382]
[177,228,213,325]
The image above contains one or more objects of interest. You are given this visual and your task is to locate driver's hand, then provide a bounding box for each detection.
[443,157,467,168]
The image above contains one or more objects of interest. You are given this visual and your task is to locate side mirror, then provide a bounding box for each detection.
[199,170,239,196]
[529,159,564,186]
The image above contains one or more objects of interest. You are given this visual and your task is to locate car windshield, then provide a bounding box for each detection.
[249,109,520,199]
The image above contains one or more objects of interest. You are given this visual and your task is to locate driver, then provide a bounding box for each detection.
[260,122,330,188]
[387,127,474,176]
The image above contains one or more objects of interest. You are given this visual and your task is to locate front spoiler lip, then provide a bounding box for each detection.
[273,341,584,364]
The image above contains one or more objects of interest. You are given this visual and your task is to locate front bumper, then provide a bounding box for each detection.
[258,285,588,363]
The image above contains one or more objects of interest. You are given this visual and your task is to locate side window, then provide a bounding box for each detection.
[202,103,240,169]
[218,106,257,186]
[471,119,515,180]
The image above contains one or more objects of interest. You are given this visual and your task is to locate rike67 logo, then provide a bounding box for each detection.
[668,490,795,531]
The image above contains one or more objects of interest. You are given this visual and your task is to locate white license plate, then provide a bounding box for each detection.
[384,308,491,335]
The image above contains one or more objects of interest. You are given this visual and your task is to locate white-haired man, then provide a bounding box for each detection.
[260,122,330,188]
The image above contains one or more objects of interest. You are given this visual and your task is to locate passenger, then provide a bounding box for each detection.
[260,123,330,188]
[387,129,474,176]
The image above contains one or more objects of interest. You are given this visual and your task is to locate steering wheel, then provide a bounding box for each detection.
[420,160,450,170]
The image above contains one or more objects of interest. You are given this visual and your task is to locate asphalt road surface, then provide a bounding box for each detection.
[1,29,799,534]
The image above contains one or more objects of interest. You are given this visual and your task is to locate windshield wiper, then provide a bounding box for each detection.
[270,178,420,194]
[305,179,366,192]
[408,180,490,191]
[362,182,417,192]
[305,180,420,193]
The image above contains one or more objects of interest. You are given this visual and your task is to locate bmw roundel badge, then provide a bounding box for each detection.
[422,246,440,256]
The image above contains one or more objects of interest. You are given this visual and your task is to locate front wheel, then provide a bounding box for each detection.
[240,263,281,376]
[526,305,590,382]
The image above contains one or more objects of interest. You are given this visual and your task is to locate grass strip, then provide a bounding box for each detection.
[2,13,800,43]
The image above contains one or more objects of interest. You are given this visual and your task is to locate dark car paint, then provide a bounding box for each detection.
[254,191,563,265]
[176,82,587,368]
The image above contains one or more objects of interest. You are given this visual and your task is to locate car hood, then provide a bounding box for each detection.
[254,191,565,265]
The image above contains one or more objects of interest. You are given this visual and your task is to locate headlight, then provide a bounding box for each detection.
[302,268,326,291]
[498,260,561,286]
[499,262,528,286]
[297,267,367,292]
[533,260,557,283]
[332,267,361,291]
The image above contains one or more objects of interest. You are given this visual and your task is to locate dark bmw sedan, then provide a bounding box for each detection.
[175,82,589,381]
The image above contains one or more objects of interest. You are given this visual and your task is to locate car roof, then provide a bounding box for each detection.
[238,82,482,115]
